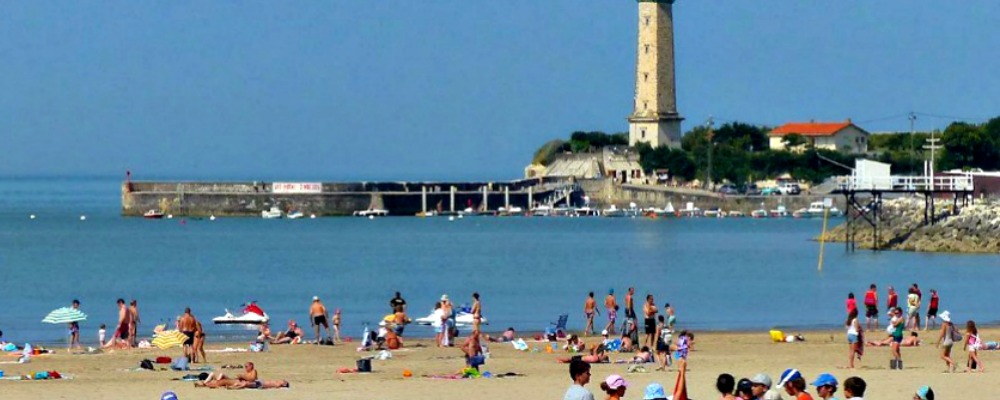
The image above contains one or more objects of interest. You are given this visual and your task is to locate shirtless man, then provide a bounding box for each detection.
[622,287,636,333]
[643,294,658,348]
[178,308,197,361]
[471,292,482,334]
[309,296,330,343]
[392,307,409,336]
[272,320,303,344]
[604,289,618,335]
[128,300,140,347]
[104,298,132,349]
[584,292,599,336]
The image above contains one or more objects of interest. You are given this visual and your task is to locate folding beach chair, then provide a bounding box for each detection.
[549,314,569,337]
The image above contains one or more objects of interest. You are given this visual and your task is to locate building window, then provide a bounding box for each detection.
[644,44,650,54]
[643,72,648,82]
[641,129,646,139]
[644,16,650,26]
[643,101,648,110]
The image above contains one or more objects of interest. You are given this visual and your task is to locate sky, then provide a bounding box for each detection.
[2,1,998,181]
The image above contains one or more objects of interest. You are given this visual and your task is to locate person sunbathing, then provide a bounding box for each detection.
[228,379,290,390]
[557,344,610,363]
[867,331,920,347]
[631,346,654,363]
[195,362,257,389]
[488,327,516,343]
[272,321,303,344]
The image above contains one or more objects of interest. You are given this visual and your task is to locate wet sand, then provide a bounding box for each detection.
[0,328,995,399]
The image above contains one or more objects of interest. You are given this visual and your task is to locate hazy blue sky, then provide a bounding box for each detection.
[2,1,997,180]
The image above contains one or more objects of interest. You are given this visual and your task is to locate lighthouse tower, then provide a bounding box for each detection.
[628,0,683,148]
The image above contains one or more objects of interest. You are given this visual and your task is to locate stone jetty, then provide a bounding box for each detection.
[821,198,1000,253]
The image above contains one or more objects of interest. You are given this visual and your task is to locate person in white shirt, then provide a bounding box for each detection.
[564,359,595,400]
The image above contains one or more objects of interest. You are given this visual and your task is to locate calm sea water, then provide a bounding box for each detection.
[1,177,998,345]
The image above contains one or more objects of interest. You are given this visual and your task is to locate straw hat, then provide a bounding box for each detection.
[939,310,951,323]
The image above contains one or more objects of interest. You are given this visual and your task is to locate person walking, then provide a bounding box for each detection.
[178,308,197,361]
[604,290,618,336]
[935,311,958,373]
[964,320,983,372]
[584,292,599,336]
[846,309,863,369]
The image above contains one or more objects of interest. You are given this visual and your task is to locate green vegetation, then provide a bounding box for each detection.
[533,116,1000,183]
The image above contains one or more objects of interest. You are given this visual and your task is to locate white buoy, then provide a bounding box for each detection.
[310,214,317,219]
[448,216,455,221]
[457,214,463,219]
[79,215,87,221]
[368,215,374,220]
[209,215,216,221]
[167,214,174,219]
[29,214,36,220]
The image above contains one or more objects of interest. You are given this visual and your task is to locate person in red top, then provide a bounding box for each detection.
[863,284,879,330]
[845,293,857,316]
[886,286,898,318]
[925,289,940,331]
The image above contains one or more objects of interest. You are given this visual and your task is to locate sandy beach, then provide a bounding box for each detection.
[1,327,995,399]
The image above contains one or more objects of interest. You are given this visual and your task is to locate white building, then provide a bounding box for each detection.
[768,120,870,153]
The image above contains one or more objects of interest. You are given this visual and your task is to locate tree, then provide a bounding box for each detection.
[712,122,769,152]
[781,133,807,149]
[938,122,999,171]
[531,139,566,166]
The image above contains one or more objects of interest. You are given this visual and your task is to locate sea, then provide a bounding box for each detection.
[1,176,998,346]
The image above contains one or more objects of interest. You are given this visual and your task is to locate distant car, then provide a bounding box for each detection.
[778,182,801,195]
[740,183,760,195]
[718,184,739,195]
[761,187,780,196]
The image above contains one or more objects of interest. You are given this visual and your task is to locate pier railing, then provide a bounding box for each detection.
[839,175,973,192]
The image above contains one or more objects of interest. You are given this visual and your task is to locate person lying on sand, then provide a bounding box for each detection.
[487,327,516,343]
[195,362,257,388]
[867,331,920,347]
[557,344,610,364]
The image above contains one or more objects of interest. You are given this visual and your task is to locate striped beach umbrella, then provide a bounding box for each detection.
[41,307,88,324]
[151,330,187,350]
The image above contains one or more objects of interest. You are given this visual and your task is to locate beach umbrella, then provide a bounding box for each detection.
[41,307,88,324]
[151,330,187,350]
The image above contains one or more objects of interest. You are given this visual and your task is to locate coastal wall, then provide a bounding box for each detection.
[820,198,1000,253]
[579,179,843,214]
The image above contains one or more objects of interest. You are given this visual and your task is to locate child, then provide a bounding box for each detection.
[98,324,107,346]
[965,320,983,372]
[332,308,342,343]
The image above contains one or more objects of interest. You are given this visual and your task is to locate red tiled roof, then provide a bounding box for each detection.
[769,121,853,137]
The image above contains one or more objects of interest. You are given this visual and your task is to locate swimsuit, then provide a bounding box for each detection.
[313,315,328,327]
[183,331,195,346]
[644,318,655,334]
[607,308,617,322]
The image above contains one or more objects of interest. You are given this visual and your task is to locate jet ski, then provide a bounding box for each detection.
[213,302,270,325]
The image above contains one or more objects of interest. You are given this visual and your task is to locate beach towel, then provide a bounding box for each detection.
[511,339,529,351]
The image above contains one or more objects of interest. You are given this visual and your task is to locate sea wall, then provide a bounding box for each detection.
[579,179,842,214]
[820,198,1000,253]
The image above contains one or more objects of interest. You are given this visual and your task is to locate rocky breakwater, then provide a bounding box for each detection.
[821,198,1000,253]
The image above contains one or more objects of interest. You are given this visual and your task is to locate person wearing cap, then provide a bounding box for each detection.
[599,374,629,400]
[309,296,331,343]
[810,373,838,400]
[913,385,934,400]
[735,378,756,400]
[750,373,783,400]
[841,376,865,400]
[644,383,668,400]
[777,368,813,400]
[563,359,595,400]
[440,294,455,346]
[935,310,957,372]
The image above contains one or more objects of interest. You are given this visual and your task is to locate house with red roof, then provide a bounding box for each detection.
[768,119,870,153]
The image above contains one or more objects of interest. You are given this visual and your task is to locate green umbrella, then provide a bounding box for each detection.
[42,307,88,324]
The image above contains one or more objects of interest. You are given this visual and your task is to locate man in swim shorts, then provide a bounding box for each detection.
[604,290,617,335]
[584,292,598,336]
[178,308,197,360]
[643,294,658,348]
[309,296,330,343]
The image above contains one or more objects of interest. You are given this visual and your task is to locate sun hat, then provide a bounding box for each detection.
[750,373,772,388]
[643,383,667,400]
[810,373,837,387]
[939,310,951,323]
[161,391,179,400]
[776,368,802,387]
[604,374,629,390]
[313,296,319,301]
[916,385,933,400]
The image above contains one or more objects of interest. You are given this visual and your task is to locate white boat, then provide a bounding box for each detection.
[751,209,768,218]
[575,206,600,216]
[143,209,165,219]
[805,201,841,217]
[457,207,482,217]
[602,204,626,217]
[770,205,789,218]
[212,303,269,325]
[261,206,283,219]
[287,211,305,219]
[355,209,389,217]
[498,206,524,216]
[728,210,745,218]
[703,208,725,218]
[531,205,553,216]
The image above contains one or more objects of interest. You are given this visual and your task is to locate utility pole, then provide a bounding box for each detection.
[923,129,942,178]
[705,115,714,191]
[908,112,917,174]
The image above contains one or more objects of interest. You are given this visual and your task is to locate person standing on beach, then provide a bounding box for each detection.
[564,359,595,400]
[889,307,905,370]
[906,288,921,331]
[664,303,676,331]
[863,284,878,331]
[776,369,813,400]
[643,294,658,349]
[604,290,618,335]
[622,287,636,333]
[440,295,454,347]
[924,289,940,331]
[935,311,957,373]
[69,299,82,350]
[471,292,482,333]
[845,293,857,317]
[584,292,599,336]
[964,320,983,372]
[309,296,330,343]
[129,299,140,347]
[104,298,132,349]
[750,373,783,400]
[886,286,898,312]
[390,291,406,313]
[178,308,197,361]
[332,308,342,343]
[192,318,206,363]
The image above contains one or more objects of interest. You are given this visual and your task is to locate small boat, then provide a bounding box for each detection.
[457,207,482,217]
[355,209,390,217]
[213,302,269,325]
[575,206,600,216]
[703,208,725,218]
[751,209,768,218]
[261,206,283,219]
[287,210,305,219]
[770,205,789,218]
[602,204,626,217]
[498,206,524,216]
[143,209,165,219]
[728,210,745,218]
[531,205,553,217]
[806,201,841,217]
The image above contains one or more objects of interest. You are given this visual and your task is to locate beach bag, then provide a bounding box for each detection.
[155,356,172,364]
[950,326,963,343]
[356,358,372,373]
[139,359,155,370]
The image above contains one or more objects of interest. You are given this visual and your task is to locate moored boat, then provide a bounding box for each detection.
[143,209,165,219]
